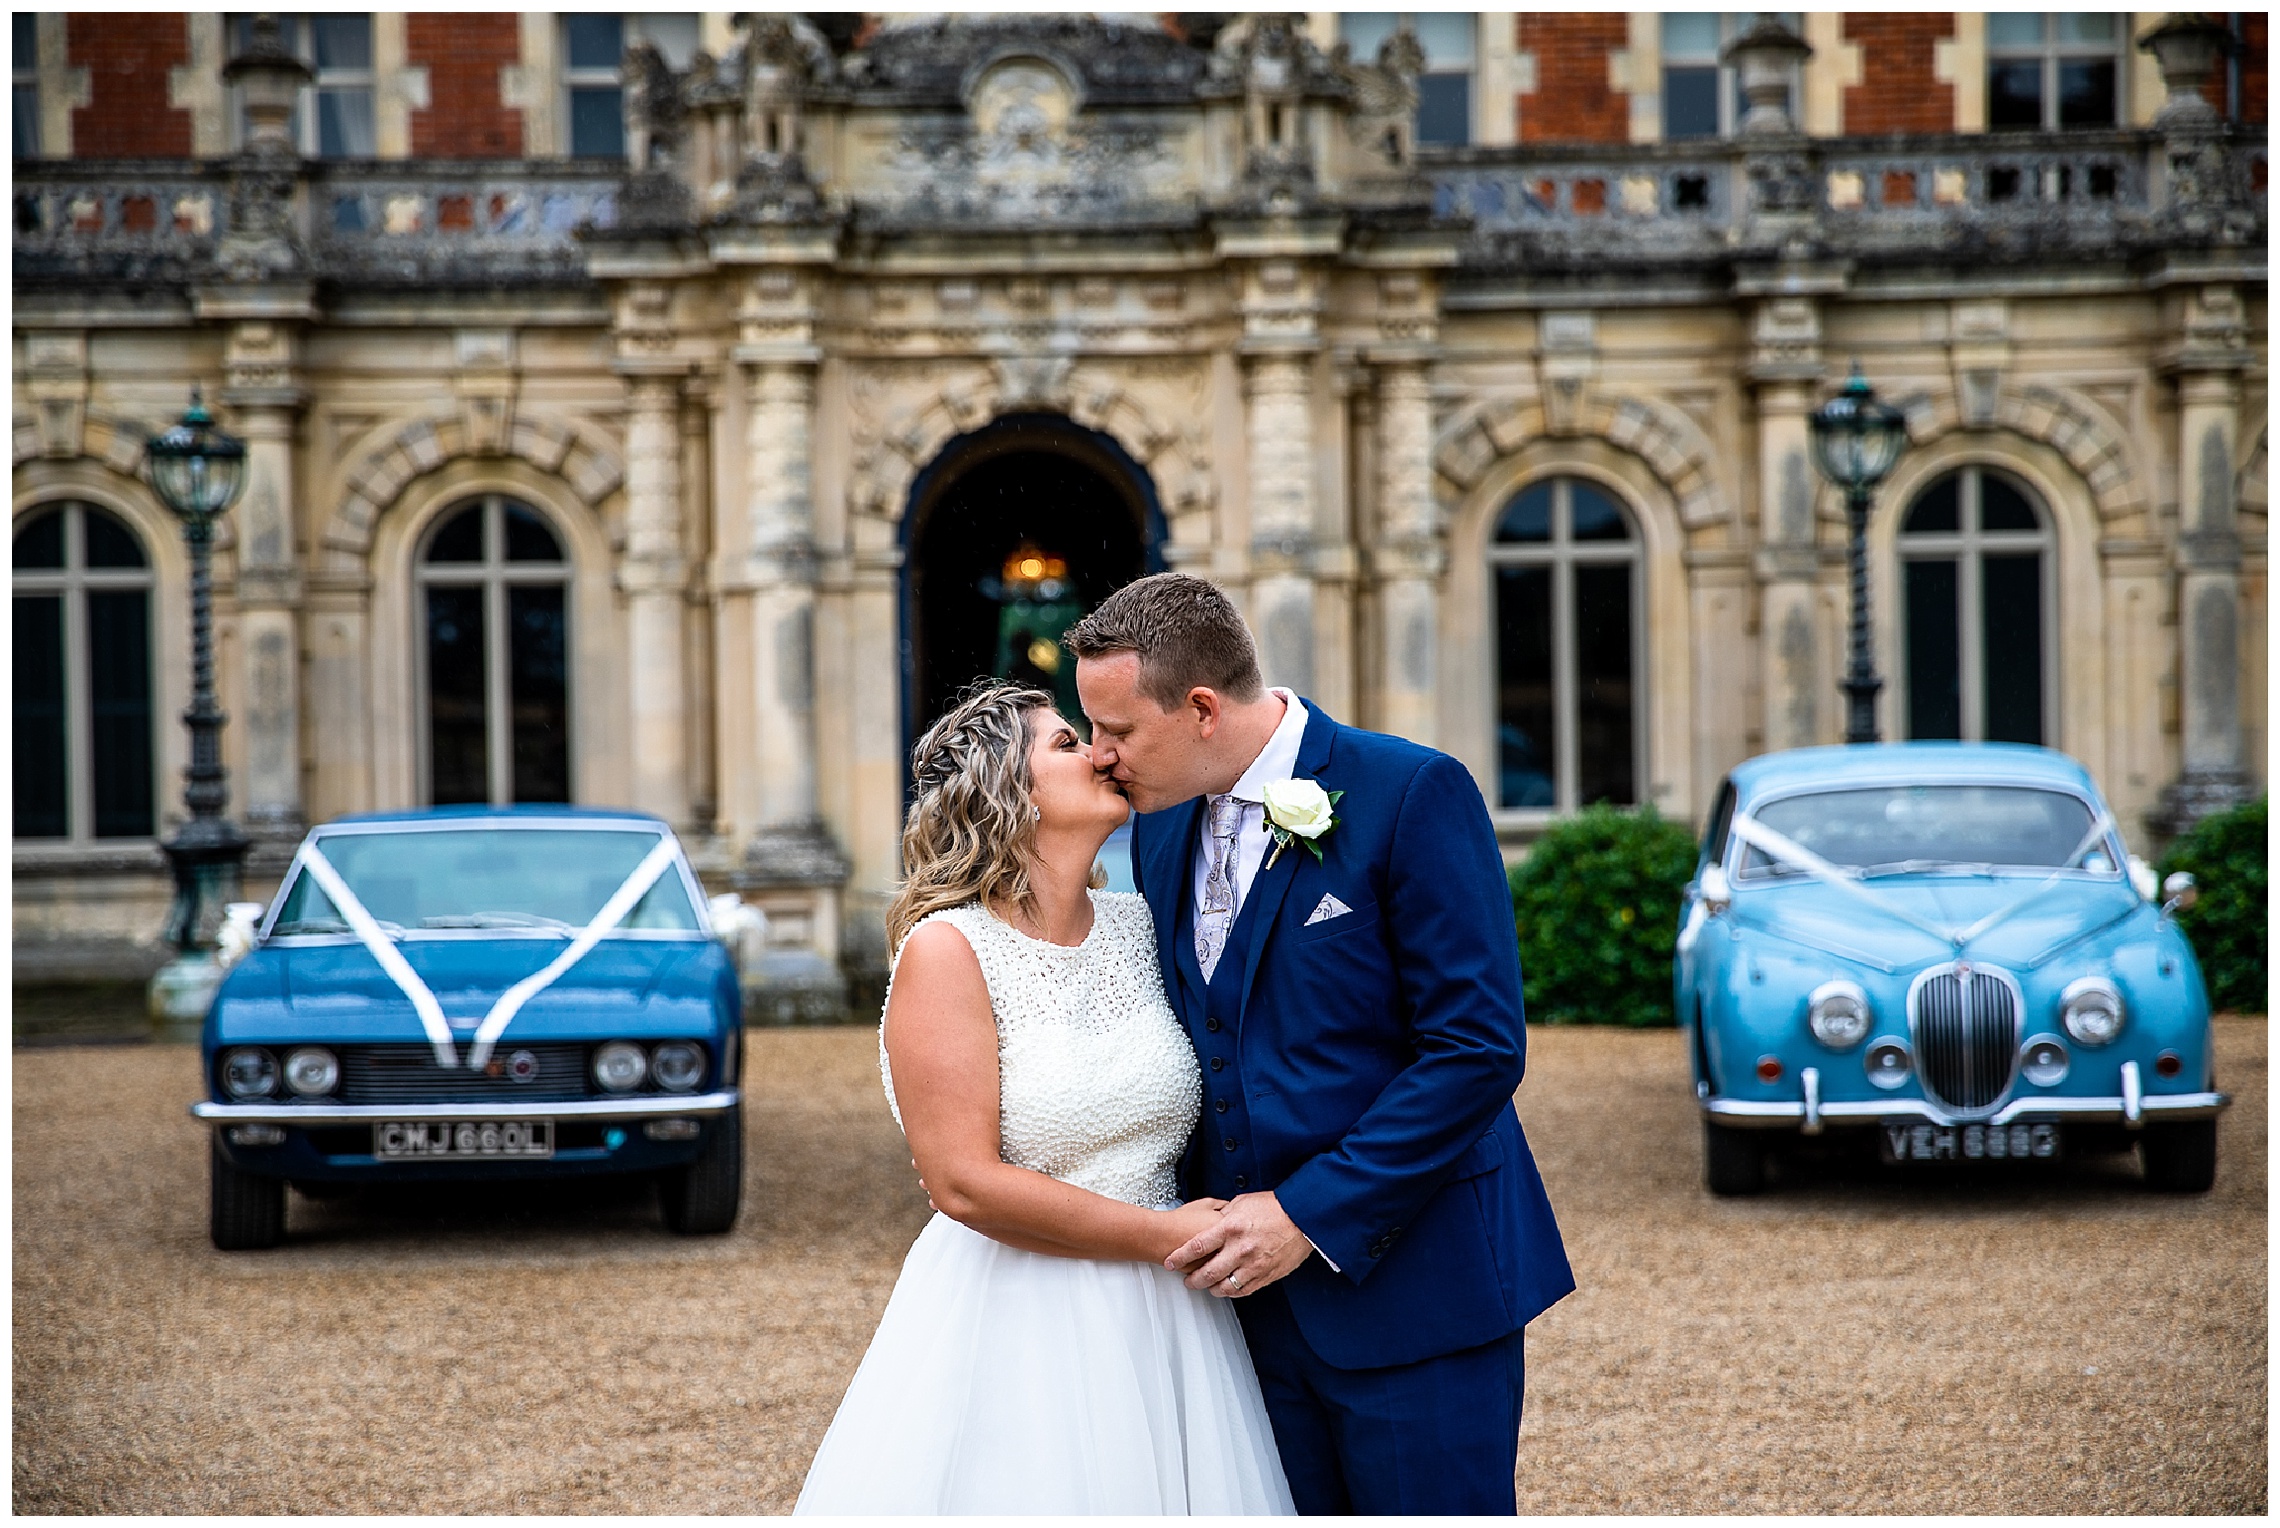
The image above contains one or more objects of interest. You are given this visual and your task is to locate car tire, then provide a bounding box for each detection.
[211,1137,286,1250]
[1703,1119,1768,1196]
[659,1107,743,1235]
[2140,1119,2217,1193]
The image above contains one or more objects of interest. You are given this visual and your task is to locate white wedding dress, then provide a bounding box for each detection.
[794,892,1295,1515]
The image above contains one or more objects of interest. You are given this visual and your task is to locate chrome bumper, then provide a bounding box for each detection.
[190,1089,739,1126]
[1701,1088,2229,1131]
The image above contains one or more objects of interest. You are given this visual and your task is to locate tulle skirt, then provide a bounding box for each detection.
[795,1213,1295,1515]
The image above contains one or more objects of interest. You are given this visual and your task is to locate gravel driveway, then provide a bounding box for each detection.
[14,1019,2265,1513]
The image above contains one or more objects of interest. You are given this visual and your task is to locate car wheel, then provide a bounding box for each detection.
[211,1137,286,1250]
[659,1107,743,1235]
[2140,1119,2217,1193]
[1703,1119,1768,1196]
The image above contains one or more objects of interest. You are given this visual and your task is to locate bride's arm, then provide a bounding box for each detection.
[885,921,1219,1262]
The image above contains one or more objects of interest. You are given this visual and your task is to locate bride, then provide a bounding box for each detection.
[795,683,1294,1515]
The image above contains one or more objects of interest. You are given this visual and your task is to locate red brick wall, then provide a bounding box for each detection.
[1518,13,1630,144]
[66,14,192,157]
[1842,13,1955,134]
[2236,12,2266,124]
[407,13,523,158]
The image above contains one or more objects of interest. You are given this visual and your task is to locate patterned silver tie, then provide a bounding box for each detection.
[1195,793,1244,983]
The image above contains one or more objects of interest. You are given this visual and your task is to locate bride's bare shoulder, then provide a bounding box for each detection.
[896,915,985,976]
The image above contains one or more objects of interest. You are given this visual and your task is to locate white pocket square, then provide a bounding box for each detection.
[1304,893,1353,926]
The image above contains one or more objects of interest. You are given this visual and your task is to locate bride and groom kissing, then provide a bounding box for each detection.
[797,573,1575,1515]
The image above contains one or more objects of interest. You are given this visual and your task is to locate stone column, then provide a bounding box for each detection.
[618,369,690,827]
[1373,358,1440,745]
[219,316,309,872]
[2157,356,2253,832]
[735,349,849,1021]
[1244,353,1317,694]
[1754,376,1825,751]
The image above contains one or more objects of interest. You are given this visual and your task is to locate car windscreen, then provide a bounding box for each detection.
[1738,785,2112,879]
[270,828,700,935]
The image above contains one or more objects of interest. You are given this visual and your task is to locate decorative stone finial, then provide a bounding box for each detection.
[1721,16,1813,137]
[2140,13,2237,129]
[222,15,312,158]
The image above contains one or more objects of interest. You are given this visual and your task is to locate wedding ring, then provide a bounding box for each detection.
[1225,1271,1243,1289]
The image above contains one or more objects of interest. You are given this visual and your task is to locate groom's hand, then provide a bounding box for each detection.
[1166,1191,1313,1298]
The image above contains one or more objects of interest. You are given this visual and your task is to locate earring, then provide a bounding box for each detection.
[1032,805,1042,823]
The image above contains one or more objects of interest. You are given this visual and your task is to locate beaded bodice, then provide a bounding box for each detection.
[880,892,1200,1211]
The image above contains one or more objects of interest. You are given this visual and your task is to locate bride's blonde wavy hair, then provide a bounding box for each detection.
[886,681,1106,953]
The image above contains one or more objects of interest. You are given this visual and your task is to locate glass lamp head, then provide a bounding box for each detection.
[1809,366,1910,494]
[145,388,249,522]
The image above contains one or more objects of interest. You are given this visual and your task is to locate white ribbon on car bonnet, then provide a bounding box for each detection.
[1727,809,2119,953]
[463,836,682,1070]
[296,843,460,1066]
[296,835,684,1070]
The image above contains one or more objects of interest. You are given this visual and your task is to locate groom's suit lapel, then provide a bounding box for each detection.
[1147,796,1207,1015]
[1232,701,1340,1022]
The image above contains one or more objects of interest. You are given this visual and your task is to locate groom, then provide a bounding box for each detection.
[1069,573,1574,1516]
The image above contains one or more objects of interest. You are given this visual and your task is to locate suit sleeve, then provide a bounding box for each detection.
[1272,752,1527,1283]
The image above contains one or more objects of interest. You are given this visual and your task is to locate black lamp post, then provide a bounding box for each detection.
[1808,366,1910,745]
[145,388,251,953]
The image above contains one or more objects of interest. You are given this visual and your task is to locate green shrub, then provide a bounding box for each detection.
[2158,796,2267,1015]
[1509,804,1699,1027]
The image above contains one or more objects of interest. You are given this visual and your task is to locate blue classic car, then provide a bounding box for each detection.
[1678,744,2229,1196]
[194,807,743,1249]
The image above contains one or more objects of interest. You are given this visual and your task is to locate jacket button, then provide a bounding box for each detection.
[1209,1057,1225,1072]
[1205,1018,1221,1032]
[1235,1174,1249,1188]
[1223,1136,1238,1151]
[1215,1099,1229,1113]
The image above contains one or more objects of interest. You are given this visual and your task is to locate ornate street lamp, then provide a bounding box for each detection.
[144,388,251,984]
[1808,366,1910,745]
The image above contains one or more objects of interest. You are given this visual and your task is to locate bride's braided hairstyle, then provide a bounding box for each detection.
[888,681,1103,953]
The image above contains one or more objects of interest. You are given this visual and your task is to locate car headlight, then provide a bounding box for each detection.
[283,1046,339,1097]
[593,1040,648,1093]
[1806,980,1873,1049]
[651,1041,705,1093]
[2020,1036,2070,1087]
[221,1047,278,1099]
[2059,976,2125,1047]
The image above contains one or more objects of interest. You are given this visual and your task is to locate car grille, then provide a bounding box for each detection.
[336,1044,592,1104]
[1911,964,2019,1113]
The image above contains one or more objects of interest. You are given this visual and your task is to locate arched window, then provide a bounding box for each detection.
[1491,477,1641,811]
[416,496,571,806]
[13,502,156,839]
[1898,467,2053,745]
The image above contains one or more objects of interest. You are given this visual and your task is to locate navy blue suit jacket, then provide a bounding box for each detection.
[1133,702,1575,1371]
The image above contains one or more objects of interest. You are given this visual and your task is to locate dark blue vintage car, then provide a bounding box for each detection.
[194,807,742,1249]
[1679,744,2229,1196]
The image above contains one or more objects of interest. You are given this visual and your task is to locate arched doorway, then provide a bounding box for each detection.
[901,414,1164,757]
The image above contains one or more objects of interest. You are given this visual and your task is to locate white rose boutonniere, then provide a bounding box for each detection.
[1261,777,1344,870]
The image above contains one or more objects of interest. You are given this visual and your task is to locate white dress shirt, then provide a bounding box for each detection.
[1188,688,1310,929]
[1183,687,1335,1268]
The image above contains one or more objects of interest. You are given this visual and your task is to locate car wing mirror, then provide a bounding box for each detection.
[1700,865,1732,916]
[2161,871,2198,918]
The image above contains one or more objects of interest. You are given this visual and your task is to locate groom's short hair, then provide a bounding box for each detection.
[1065,573,1265,711]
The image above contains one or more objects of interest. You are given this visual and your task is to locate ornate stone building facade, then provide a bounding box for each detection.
[12,13,2268,1015]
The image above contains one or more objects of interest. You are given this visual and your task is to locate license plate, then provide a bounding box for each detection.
[374,1120,554,1160]
[1880,1121,2059,1163]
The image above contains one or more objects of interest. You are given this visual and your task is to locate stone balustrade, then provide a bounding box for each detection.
[1430,127,2266,271]
[12,124,2265,291]
[13,160,622,289]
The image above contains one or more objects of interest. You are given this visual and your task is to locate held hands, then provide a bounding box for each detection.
[1165,1190,1313,1298]
[1154,1197,1228,1260]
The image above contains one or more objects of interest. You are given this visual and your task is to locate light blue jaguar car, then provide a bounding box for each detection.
[1679,744,2228,1196]
[193,808,743,1249]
